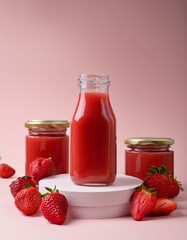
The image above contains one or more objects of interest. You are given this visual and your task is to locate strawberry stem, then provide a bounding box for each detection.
[21,176,32,179]
[173,177,184,191]
[45,187,53,193]
[41,185,59,198]
[26,182,34,188]
[147,165,168,175]
[136,184,157,195]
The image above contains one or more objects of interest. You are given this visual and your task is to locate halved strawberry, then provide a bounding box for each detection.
[130,185,157,221]
[150,198,177,216]
[0,163,15,178]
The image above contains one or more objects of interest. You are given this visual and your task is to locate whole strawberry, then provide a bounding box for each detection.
[10,176,36,197]
[40,186,68,225]
[130,185,157,221]
[169,177,184,198]
[0,163,15,178]
[150,198,177,216]
[143,165,172,198]
[29,157,54,184]
[15,186,41,215]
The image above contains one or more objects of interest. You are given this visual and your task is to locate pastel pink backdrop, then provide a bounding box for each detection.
[0,0,187,182]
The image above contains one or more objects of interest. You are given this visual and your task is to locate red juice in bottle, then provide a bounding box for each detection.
[70,74,116,185]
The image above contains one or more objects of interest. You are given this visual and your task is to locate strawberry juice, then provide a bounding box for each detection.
[70,74,116,185]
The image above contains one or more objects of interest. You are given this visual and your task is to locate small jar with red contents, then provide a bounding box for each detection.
[124,137,174,180]
[25,120,69,176]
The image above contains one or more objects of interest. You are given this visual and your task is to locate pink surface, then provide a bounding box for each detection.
[0,0,187,239]
[1,177,187,240]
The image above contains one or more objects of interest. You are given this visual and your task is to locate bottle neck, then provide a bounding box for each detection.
[78,74,110,93]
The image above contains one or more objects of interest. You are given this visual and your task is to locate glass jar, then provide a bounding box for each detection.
[25,120,69,176]
[70,74,117,186]
[124,137,174,180]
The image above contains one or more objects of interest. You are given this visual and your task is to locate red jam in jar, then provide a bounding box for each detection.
[70,74,117,186]
[25,120,69,176]
[125,137,174,180]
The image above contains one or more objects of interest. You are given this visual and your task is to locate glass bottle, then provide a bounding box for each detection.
[25,120,69,176]
[124,137,174,180]
[70,74,117,185]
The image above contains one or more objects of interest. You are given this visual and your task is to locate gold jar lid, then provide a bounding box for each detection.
[124,137,174,146]
[25,120,70,129]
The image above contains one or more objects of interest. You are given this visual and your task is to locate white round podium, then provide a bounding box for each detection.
[39,174,142,219]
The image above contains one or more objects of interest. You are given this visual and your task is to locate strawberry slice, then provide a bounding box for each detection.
[150,198,177,216]
[0,163,15,178]
[130,185,157,221]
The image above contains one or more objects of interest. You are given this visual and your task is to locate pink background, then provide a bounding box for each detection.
[0,0,187,183]
[0,1,187,240]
